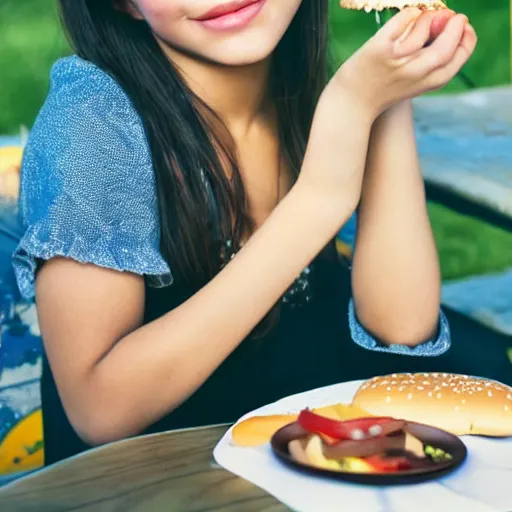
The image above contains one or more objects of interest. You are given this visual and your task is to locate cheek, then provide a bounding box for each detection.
[135,0,186,43]
[135,0,184,23]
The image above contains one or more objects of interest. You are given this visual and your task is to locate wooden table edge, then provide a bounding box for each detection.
[0,422,232,493]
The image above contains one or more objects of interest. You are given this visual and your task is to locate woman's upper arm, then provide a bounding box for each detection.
[35,258,145,407]
[13,56,172,301]
[10,56,173,430]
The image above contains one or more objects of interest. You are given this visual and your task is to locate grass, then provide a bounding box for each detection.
[1,0,512,281]
[0,1,69,136]
[330,0,511,91]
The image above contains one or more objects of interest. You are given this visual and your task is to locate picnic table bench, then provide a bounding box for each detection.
[413,86,512,336]
[415,85,512,232]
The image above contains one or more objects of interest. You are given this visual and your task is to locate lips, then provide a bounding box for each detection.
[194,0,261,21]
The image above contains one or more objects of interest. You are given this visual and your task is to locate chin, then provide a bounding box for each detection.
[163,27,284,68]
[144,0,302,67]
[204,37,277,66]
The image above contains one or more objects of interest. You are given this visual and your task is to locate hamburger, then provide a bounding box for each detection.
[339,0,447,11]
[352,373,512,437]
[232,403,457,474]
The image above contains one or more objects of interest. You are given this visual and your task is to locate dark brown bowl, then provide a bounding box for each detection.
[271,421,468,486]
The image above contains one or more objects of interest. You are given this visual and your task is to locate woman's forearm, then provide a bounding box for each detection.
[76,94,373,444]
[90,185,351,438]
[351,100,441,345]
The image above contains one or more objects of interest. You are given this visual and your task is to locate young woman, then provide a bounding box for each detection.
[13,1,476,464]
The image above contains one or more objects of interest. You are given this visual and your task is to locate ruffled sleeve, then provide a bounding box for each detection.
[13,56,172,300]
[348,300,451,356]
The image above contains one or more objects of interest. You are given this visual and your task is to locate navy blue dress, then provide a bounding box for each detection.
[13,56,451,465]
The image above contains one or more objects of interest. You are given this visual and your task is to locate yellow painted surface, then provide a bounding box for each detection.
[0,146,23,174]
[0,409,44,474]
[335,238,353,259]
[0,145,23,198]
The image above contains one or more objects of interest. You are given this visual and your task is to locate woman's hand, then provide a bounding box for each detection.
[333,8,477,117]
[297,8,476,214]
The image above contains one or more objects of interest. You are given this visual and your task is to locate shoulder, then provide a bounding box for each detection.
[48,55,136,119]
[13,56,171,300]
[21,55,153,205]
[26,55,149,167]
[19,54,155,222]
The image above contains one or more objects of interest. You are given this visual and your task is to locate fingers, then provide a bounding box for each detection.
[410,14,468,74]
[393,12,436,58]
[430,9,456,40]
[384,9,457,59]
[379,7,423,40]
[425,23,477,88]
[460,23,478,55]
[393,10,457,59]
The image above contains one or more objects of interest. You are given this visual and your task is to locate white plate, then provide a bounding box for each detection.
[214,379,512,512]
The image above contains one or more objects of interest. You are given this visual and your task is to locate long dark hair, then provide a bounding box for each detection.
[57,0,330,289]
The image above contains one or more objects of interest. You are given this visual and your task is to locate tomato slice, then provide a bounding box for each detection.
[297,409,396,441]
[364,455,412,472]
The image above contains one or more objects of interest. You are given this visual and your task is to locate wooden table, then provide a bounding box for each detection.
[414,86,512,231]
[0,425,287,512]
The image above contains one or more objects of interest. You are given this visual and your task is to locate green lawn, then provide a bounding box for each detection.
[1,0,512,281]
[330,0,511,91]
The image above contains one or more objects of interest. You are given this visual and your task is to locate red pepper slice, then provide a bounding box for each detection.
[365,455,412,472]
[297,409,396,441]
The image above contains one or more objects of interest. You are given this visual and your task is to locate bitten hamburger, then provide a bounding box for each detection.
[351,373,512,437]
[339,0,447,11]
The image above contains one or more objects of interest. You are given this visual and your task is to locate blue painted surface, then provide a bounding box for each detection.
[0,136,22,147]
[442,269,512,336]
[0,200,23,304]
[0,153,43,475]
[0,327,42,440]
[338,212,357,248]
[1,326,41,371]
[414,87,512,218]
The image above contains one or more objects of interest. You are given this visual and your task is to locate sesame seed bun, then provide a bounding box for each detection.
[339,0,447,11]
[351,373,512,437]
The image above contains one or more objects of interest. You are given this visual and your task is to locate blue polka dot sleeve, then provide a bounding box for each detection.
[348,300,451,356]
[13,56,172,299]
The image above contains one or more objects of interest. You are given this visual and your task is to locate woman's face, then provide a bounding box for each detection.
[129,0,303,66]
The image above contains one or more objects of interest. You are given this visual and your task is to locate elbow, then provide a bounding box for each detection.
[392,307,441,347]
[355,306,440,348]
[373,321,439,347]
[64,394,136,447]
[70,409,128,447]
